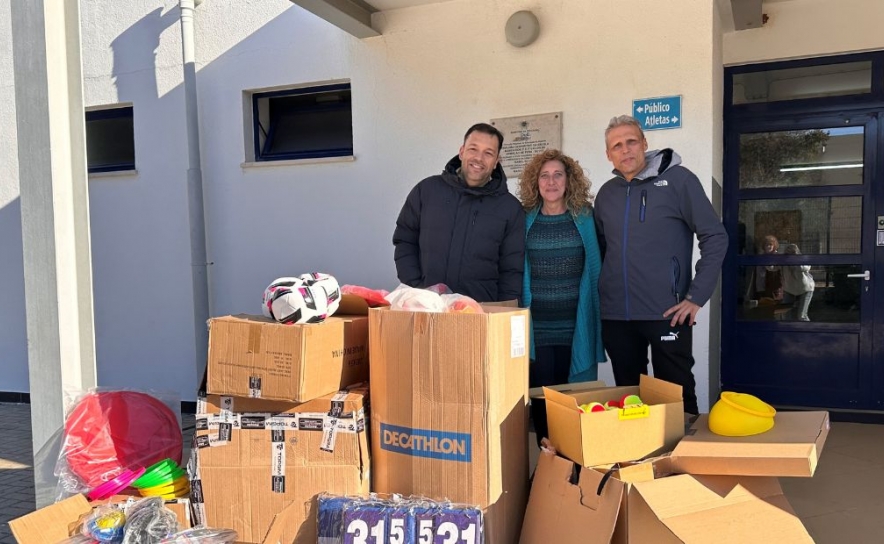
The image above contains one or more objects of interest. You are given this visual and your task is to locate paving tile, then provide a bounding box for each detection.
[802,503,884,544]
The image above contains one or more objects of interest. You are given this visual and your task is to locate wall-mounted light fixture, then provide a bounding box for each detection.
[505,10,540,48]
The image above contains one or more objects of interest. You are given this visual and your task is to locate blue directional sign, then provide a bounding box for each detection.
[633,95,682,131]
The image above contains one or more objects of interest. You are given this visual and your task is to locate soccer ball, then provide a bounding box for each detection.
[261,274,341,324]
[262,277,328,324]
[299,273,341,316]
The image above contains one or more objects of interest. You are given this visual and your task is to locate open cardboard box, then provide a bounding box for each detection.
[528,380,607,401]
[9,494,191,544]
[670,411,830,477]
[521,450,814,544]
[627,473,813,543]
[520,451,813,544]
[520,450,625,544]
[544,375,684,467]
[597,456,672,544]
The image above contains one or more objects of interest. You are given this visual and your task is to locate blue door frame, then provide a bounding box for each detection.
[722,51,884,412]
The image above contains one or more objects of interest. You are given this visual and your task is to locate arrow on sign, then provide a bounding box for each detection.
[672,116,679,123]
[635,106,644,113]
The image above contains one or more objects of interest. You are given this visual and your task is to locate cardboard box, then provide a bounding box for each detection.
[520,451,625,544]
[527,380,607,401]
[628,474,813,543]
[601,457,673,544]
[544,375,685,467]
[190,388,370,543]
[9,495,92,544]
[670,411,830,477]
[207,314,368,402]
[369,306,530,544]
[9,495,192,544]
[520,453,813,544]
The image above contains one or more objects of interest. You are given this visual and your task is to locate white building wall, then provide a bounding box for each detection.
[0,1,28,395]
[195,0,720,408]
[78,0,199,398]
[9,0,871,407]
[724,0,884,65]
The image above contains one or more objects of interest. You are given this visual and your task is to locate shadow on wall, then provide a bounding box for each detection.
[86,4,199,397]
[0,197,29,392]
[110,7,178,100]
[190,6,405,315]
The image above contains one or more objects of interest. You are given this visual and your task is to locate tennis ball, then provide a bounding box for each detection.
[620,394,643,407]
[604,400,621,410]
[580,402,606,413]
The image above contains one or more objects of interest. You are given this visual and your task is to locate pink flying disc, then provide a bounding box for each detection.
[63,391,182,489]
[87,466,146,501]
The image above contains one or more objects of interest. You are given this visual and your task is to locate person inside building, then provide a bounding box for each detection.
[518,149,605,445]
[393,123,526,303]
[755,234,784,301]
[782,243,814,321]
[594,115,728,415]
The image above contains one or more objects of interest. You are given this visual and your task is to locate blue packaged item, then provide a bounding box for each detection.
[318,495,355,544]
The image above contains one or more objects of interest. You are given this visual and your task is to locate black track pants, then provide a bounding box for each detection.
[601,320,698,415]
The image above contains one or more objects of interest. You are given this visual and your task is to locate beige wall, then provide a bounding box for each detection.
[724,0,884,66]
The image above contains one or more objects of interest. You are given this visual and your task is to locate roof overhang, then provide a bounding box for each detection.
[289,0,456,38]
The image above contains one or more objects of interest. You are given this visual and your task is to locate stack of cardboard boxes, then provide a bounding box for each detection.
[189,313,372,543]
[520,376,830,543]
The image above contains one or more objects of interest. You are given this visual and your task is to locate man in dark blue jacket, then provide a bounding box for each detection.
[594,115,727,415]
[393,123,526,303]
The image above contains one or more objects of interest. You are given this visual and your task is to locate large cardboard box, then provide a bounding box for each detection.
[369,306,530,544]
[189,388,370,543]
[520,451,625,544]
[670,411,830,477]
[628,474,814,543]
[544,375,684,467]
[207,314,368,402]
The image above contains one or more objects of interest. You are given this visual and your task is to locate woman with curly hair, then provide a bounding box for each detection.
[518,149,606,445]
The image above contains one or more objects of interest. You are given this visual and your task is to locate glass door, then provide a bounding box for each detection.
[721,113,878,409]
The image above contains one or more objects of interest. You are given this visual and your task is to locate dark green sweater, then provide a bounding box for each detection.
[526,212,585,346]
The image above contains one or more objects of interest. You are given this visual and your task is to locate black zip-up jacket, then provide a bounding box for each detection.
[594,149,727,320]
[393,156,526,303]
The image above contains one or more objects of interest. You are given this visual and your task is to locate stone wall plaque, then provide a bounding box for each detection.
[491,112,562,178]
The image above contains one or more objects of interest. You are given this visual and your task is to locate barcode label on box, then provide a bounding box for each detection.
[248,376,262,398]
[510,315,526,358]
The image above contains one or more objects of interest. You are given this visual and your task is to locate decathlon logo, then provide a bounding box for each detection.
[380,423,471,463]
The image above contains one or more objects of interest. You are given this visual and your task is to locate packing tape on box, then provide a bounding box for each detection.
[271,430,286,493]
[196,411,365,434]
[187,435,207,525]
[321,416,338,453]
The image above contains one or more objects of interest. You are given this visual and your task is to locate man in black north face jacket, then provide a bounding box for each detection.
[393,123,526,303]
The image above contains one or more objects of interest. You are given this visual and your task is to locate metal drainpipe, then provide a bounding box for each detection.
[179,0,211,383]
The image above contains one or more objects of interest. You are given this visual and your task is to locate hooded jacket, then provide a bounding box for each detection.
[594,149,728,320]
[393,156,526,303]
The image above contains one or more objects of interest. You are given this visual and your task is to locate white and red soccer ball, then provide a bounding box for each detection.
[261,273,341,324]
